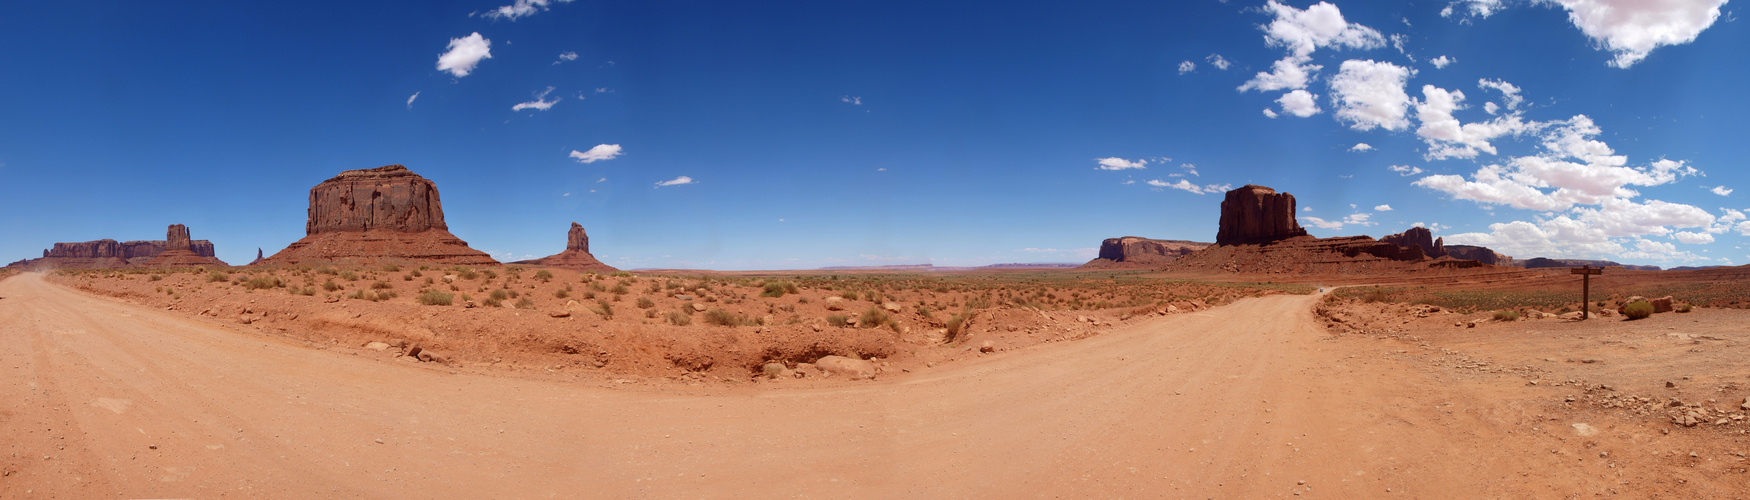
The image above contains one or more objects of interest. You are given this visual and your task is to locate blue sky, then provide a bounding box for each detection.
[2,0,1745,269]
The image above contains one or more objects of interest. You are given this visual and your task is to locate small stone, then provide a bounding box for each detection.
[549,311,571,318]
[149,444,157,450]
[692,303,708,312]
[980,341,995,353]
[1666,381,1677,388]
[364,342,391,351]
[375,438,384,444]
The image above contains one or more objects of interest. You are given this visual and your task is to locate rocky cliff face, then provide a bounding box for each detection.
[144,224,228,267]
[1443,245,1511,266]
[1381,227,1446,258]
[259,165,496,266]
[1081,237,1213,268]
[9,231,218,270]
[305,164,447,235]
[514,222,618,272]
[1216,185,1307,246]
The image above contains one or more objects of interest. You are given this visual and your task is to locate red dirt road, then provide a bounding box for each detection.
[0,273,1699,498]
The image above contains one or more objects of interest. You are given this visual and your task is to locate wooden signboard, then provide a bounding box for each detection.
[1571,265,1601,319]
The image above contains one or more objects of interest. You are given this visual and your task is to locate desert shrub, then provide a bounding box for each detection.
[665,311,692,326]
[555,289,570,299]
[826,314,849,327]
[760,281,799,298]
[797,296,809,304]
[482,270,498,280]
[702,308,748,326]
[591,299,614,319]
[294,287,315,296]
[322,279,341,292]
[490,289,509,301]
[861,306,891,329]
[402,274,413,281]
[1677,304,1693,313]
[534,270,553,282]
[416,289,454,306]
[483,297,503,308]
[410,269,423,277]
[945,313,969,342]
[1362,287,1390,303]
[244,275,281,290]
[840,290,859,301]
[514,297,535,310]
[457,269,479,280]
[637,297,655,309]
[348,289,396,302]
[149,274,163,281]
[612,271,632,278]
[589,282,607,292]
[1492,310,1520,322]
[1623,301,1654,320]
[381,263,401,272]
[340,271,359,281]
[318,267,338,275]
[609,284,629,295]
[371,280,393,290]
[206,271,230,283]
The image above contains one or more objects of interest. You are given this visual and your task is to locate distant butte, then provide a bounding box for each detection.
[1079,237,1212,269]
[514,222,619,273]
[143,224,228,267]
[1216,185,1307,246]
[5,226,221,270]
[258,165,497,266]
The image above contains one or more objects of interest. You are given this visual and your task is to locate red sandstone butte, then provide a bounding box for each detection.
[143,224,228,267]
[258,165,497,266]
[1079,237,1212,269]
[1216,185,1307,246]
[514,222,619,272]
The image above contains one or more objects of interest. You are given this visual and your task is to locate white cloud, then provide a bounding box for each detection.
[1350,143,1374,152]
[484,0,573,20]
[556,51,578,63]
[1146,179,1230,194]
[1205,53,1232,70]
[1445,0,1505,18]
[1344,213,1376,226]
[436,33,492,77]
[1412,84,1535,160]
[1549,0,1729,68]
[840,95,862,105]
[1430,55,1454,68]
[1178,61,1197,74]
[1277,89,1321,117]
[568,144,623,163]
[1414,115,1701,211]
[1262,108,1281,118]
[1375,204,1393,211]
[1240,56,1321,92]
[655,176,694,187]
[1712,186,1734,196]
[511,86,561,111]
[1239,1,1384,93]
[1389,164,1424,176]
[406,92,419,109]
[1301,216,1344,230]
[1575,197,1714,238]
[1329,59,1415,131]
[1180,163,1200,176]
[596,177,606,183]
[1096,157,1147,170]
[1476,78,1523,111]
[1674,231,1715,244]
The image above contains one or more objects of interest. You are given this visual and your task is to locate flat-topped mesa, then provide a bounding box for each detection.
[144,224,228,267]
[1216,185,1307,246]
[306,164,446,234]
[513,222,619,272]
[1381,226,1446,258]
[7,231,218,270]
[260,165,496,266]
[1081,237,1213,268]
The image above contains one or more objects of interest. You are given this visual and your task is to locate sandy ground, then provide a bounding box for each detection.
[4,272,1748,498]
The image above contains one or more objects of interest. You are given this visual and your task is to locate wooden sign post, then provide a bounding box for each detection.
[1571,265,1602,319]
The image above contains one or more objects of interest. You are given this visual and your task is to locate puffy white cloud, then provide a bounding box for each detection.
[1240,56,1321,92]
[840,95,862,105]
[569,144,623,163]
[1329,60,1415,131]
[1575,197,1714,237]
[1258,0,1385,57]
[1415,115,1700,211]
[1412,84,1536,160]
[511,86,561,111]
[436,33,492,78]
[1674,231,1715,244]
[1096,157,1147,170]
[1350,143,1375,152]
[1712,186,1734,196]
[483,0,572,20]
[1180,163,1200,176]
[406,92,419,110]
[1476,79,1524,111]
[655,176,694,187]
[1443,0,1506,18]
[1205,53,1232,70]
[1178,61,1197,74]
[1262,108,1281,118]
[1300,216,1344,230]
[1445,216,1623,259]
[1344,213,1376,226]
[1389,164,1424,176]
[1548,0,1729,68]
[1277,89,1321,117]
[1430,55,1454,68]
[1375,204,1393,211]
[555,51,578,64]
[1146,179,1230,194]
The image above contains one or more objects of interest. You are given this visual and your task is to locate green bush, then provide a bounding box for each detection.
[416,289,453,306]
[760,281,799,298]
[1623,301,1654,320]
[1492,310,1520,321]
[534,270,553,282]
[860,306,890,329]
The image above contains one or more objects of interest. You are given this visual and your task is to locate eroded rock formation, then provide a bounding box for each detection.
[7,230,219,270]
[259,165,497,266]
[514,222,618,272]
[1080,237,1212,268]
[1444,245,1511,266]
[144,224,228,267]
[1216,185,1307,246]
[1381,227,1446,258]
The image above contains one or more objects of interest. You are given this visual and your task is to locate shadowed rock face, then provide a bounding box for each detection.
[567,222,589,253]
[145,224,228,267]
[1444,245,1511,266]
[8,230,218,269]
[165,224,192,251]
[306,165,446,235]
[259,165,495,266]
[514,222,618,272]
[1381,227,1446,258]
[1216,185,1307,246]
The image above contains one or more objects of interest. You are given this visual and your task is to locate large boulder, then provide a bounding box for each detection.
[513,222,619,272]
[258,165,497,266]
[1381,227,1446,258]
[1216,185,1307,246]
